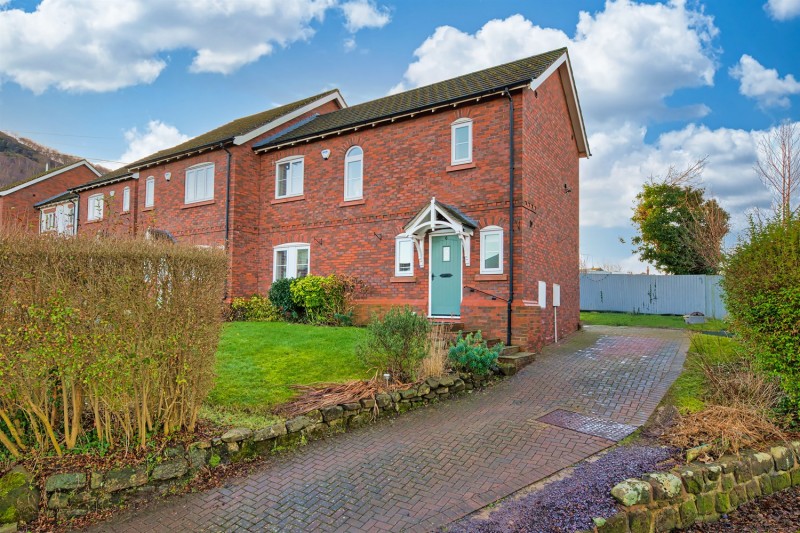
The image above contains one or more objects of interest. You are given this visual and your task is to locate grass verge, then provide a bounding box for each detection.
[205,322,371,418]
[580,311,726,331]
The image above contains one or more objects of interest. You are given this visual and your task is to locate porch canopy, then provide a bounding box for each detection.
[402,197,477,268]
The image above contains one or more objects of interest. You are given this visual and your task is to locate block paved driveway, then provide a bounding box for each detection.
[87,326,688,533]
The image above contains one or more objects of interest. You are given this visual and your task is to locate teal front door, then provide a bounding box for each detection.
[430,235,462,316]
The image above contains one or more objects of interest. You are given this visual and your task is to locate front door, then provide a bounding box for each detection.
[430,234,462,316]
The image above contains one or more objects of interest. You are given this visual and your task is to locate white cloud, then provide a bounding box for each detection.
[730,54,800,108]
[118,120,189,167]
[391,1,718,129]
[0,0,392,93]
[340,0,390,32]
[764,0,800,20]
[343,37,357,52]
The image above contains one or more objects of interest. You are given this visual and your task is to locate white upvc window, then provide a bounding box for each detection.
[41,211,56,232]
[122,186,131,212]
[145,176,155,208]
[185,163,215,204]
[480,226,503,274]
[395,236,414,277]
[88,194,104,221]
[451,118,473,165]
[273,243,310,280]
[344,146,363,201]
[275,156,304,199]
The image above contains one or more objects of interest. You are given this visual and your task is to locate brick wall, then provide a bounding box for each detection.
[0,164,99,233]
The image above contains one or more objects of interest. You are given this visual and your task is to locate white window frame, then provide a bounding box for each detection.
[344,146,363,201]
[395,235,415,277]
[451,118,473,165]
[273,243,310,281]
[145,176,155,208]
[87,193,104,221]
[122,186,131,212]
[275,156,304,199]
[41,211,56,233]
[185,163,215,204]
[480,225,503,274]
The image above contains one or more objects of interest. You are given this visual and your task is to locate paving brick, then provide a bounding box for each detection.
[85,326,686,532]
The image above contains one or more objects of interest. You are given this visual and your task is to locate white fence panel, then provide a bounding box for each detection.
[580,273,727,319]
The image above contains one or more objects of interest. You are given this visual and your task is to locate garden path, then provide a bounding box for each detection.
[86,326,688,533]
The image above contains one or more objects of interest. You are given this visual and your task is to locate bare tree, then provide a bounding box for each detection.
[662,157,708,187]
[685,198,730,272]
[755,121,800,224]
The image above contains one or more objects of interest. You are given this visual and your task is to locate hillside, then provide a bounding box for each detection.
[0,131,108,189]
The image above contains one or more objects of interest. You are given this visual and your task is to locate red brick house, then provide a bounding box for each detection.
[252,47,589,350]
[118,89,345,296]
[1,160,100,233]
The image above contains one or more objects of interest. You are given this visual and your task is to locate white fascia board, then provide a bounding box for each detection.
[233,90,348,146]
[528,52,591,158]
[0,160,100,196]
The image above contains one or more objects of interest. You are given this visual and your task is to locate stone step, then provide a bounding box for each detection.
[499,345,519,356]
[498,351,535,370]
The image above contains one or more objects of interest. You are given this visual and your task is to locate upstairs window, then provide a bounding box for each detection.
[451,118,473,165]
[276,156,304,199]
[88,194,104,221]
[395,236,414,276]
[186,163,215,204]
[274,243,310,280]
[145,176,155,208]
[344,146,363,201]
[480,226,503,274]
[122,186,131,212]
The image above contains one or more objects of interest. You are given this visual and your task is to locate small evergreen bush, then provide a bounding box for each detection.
[448,331,502,376]
[229,295,282,322]
[268,277,303,321]
[290,274,363,326]
[356,306,430,382]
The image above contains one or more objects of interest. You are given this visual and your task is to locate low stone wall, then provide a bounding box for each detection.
[586,443,800,533]
[0,371,506,530]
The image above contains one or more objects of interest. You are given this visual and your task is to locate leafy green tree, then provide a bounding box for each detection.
[631,160,729,274]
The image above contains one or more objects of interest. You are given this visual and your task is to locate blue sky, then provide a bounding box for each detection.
[1,0,799,271]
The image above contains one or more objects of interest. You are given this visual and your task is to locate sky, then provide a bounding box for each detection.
[1,0,799,272]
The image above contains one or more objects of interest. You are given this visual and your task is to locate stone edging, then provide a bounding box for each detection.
[0,370,509,530]
[583,443,800,533]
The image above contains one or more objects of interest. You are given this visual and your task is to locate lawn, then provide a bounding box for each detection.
[665,333,742,414]
[580,311,727,331]
[205,322,371,421]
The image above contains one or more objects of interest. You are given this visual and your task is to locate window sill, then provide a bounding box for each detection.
[182,199,215,209]
[446,162,476,172]
[339,198,365,207]
[390,276,416,283]
[143,207,154,212]
[271,195,306,205]
[84,219,102,225]
[475,273,507,281]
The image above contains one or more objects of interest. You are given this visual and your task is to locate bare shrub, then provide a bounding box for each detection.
[667,404,786,457]
[419,323,450,380]
[699,356,784,411]
[0,229,226,456]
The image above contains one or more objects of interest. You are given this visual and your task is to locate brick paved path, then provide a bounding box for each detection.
[87,326,688,533]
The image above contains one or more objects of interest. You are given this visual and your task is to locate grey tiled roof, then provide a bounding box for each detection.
[257,48,566,150]
[73,166,132,190]
[128,89,341,168]
[34,190,78,208]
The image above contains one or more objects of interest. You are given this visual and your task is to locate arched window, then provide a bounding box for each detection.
[344,146,363,201]
[145,176,155,208]
[451,118,473,165]
[480,225,503,274]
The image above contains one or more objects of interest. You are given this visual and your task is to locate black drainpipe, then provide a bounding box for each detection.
[504,88,514,347]
[221,144,233,299]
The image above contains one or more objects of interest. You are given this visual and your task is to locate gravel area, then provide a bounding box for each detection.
[450,445,676,533]
[687,484,800,533]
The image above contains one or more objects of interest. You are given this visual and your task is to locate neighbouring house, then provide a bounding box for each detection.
[68,168,138,237]
[252,47,589,350]
[34,191,79,236]
[0,160,100,233]
[120,89,345,296]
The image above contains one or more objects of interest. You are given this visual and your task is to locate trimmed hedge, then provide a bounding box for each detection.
[0,232,227,457]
